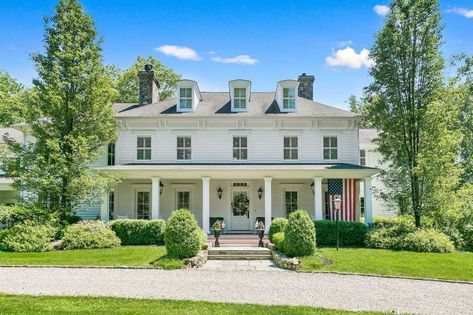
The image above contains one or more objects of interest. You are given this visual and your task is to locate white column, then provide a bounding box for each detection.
[313,177,323,220]
[151,177,160,220]
[100,193,109,222]
[202,176,210,233]
[364,176,373,225]
[264,177,272,233]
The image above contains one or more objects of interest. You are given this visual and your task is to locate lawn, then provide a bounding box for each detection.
[0,246,183,268]
[299,247,473,282]
[0,294,389,315]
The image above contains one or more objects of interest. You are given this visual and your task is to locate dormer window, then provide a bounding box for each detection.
[229,79,251,112]
[179,88,192,109]
[276,80,299,112]
[234,88,247,110]
[283,88,296,110]
[176,80,201,112]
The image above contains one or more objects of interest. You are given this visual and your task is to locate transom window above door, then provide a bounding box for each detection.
[177,191,191,210]
[323,136,338,160]
[283,136,298,160]
[137,137,151,160]
[177,136,191,160]
[233,88,247,110]
[136,191,150,220]
[233,136,248,160]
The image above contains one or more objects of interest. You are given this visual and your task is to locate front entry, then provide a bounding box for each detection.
[231,189,251,230]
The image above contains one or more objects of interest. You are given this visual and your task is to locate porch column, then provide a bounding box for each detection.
[151,177,160,220]
[264,177,272,233]
[364,176,373,225]
[202,176,210,234]
[313,177,323,220]
[100,193,109,222]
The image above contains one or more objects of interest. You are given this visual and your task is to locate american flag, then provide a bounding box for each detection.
[327,178,357,221]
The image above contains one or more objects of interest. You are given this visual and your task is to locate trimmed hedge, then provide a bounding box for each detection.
[62,221,121,250]
[109,219,165,245]
[268,218,288,243]
[401,229,455,253]
[0,221,55,252]
[272,232,285,252]
[283,210,316,257]
[164,209,207,259]
[314,220,367,247]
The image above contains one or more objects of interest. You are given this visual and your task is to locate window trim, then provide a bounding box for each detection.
[178,87,193,111]
[176,190,192,210]
[107,143,115,166]
[136,136,152,161]
[360,149,366,166]
[284,190,298,217]
[176,136,192,161]
[282,87,296,111]
[323,136,338,161]
[135,190,151,220]
[233,87,247,111]
[232,136,248,161]
[283,136,299,160]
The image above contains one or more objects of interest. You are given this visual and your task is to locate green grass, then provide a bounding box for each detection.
[299,247,473,282]
[0,294,389,314]
[0,246,169,267]
[151,254,186,269]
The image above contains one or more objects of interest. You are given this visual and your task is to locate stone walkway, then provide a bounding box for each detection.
[202,260,284,271]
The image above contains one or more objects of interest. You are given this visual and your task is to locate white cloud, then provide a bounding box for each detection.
[208,51,216,55]
[447,8,473,18]
[336,40,353,48]
[373,5,390,16]
[211,54,258,65]
[325,47,374,69]
[154,45,201,61]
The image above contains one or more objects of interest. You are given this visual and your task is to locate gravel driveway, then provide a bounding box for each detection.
[0,267,471,314]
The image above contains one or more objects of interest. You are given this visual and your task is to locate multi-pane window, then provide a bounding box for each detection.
[233,137,248,160]
[137,191,150,220]
[107,143,115,166]
[285,191,298,216]
[323,137,338,160]
[283,88,296,110]
[234,88,247,110]
[360,197,365,216]
[177,191,191,210]
[179,88,193,109]
[108,191,114,221]
[360,149,366,166]
[177,137,191,160]
[283,137,298,160]
[137,137,151,160]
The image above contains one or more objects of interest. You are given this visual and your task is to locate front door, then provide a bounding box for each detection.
[231,190,251,230]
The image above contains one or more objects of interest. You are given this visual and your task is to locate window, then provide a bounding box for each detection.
[136,191,150,220]
[137,137,151,160]
[108,191,114,220]
[360,197,365,216]
[177,137,191,160]
[283,88,296,110]
[285,191,298,216]
[233,137,247,160]
[234,88,247,110]
[177,191,191,210]
[323,137,338,160]
[107,143,115,166]
[179,88,193,109]
[360,149,366,166]
[283,137,298,160]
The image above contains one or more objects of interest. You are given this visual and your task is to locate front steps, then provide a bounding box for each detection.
[208,246,272,260]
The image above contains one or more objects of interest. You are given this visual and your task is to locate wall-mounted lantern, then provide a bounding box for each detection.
[217,186,223,199]
[160,182,164,195]
[258,187,263,199]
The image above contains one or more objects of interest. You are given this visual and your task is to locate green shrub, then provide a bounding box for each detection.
[314,220,367,246]
[401,229,455,253]
[269,218,288,243]
[283,210,316,257]
[365,217,416,250]
[109,219,165,245]
[0,205,58,228]
[0,221,55,252]
[62,221,121,250]
[272,232,285,252]
[164,209,206,259]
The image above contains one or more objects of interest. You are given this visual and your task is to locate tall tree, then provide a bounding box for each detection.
[114,56,180,103]
[346,94,373,128]
[0,71,31,127]
[3,0,117,222]
[367,0,444,226]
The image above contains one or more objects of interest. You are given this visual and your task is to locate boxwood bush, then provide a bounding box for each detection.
[0,221,55,252]
[268,218,288,243]
[164,209,207,259]
[272,232,285,252]
[314,220,367,246]
[109,219,165,245]
[62,221,121,250]
[401,229,455,253]
[283,210,316,257]
[0,205,58,229]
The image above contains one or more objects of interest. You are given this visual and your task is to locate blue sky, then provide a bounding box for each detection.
[0,0,472,109]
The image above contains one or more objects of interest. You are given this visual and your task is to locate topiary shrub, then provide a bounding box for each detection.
[272,232,285,252]
[283,210,316,257]
[401,229,455,253]
[0,221,55,252]
[314,220,367,246]
[164,209,206,259]
[62,221,121,250]
[109,219,165,245]
[268,218,288,243]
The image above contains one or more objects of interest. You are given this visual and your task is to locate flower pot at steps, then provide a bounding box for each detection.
[213,229,221,247]
[256,229,265,247]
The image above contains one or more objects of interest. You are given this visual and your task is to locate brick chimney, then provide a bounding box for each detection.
[138,64,160,105]
[297,73,315,100]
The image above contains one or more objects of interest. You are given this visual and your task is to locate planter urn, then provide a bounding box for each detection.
[256,228,265,247]
[213,228,221,247]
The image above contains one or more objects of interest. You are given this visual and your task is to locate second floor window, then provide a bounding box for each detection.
[360,149,366,166]
[234,88,247,110]
[283,136,298,160]
[107,143,115,166]
[137,137,151,160]
[323,136,338,160]
[283,88,296,110]
[177,136,191,160]
[233,136,247,160]
[179,88,192,109]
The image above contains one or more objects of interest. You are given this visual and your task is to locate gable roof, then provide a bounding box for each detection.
[113,92,359,118]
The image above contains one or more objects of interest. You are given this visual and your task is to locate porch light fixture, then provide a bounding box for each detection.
[257,186,263,199]
[159,182,164,195]
[217,186,223,199]
[334,195,342,251]
[311,181,315,193]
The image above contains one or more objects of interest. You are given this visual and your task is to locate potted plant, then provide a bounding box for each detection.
[212,220,223,247]
[255,221,265,247]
